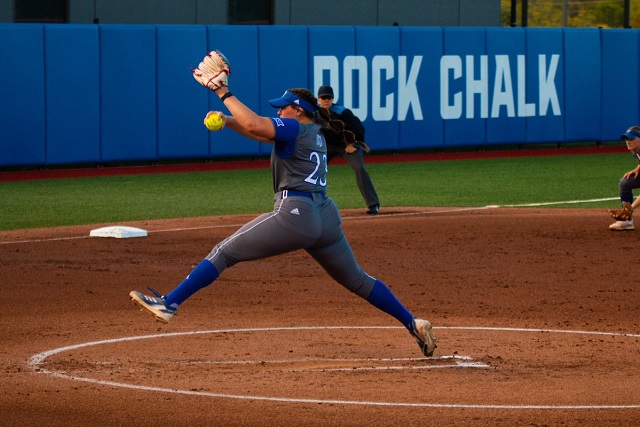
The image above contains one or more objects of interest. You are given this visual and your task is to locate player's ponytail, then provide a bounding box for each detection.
[289,88,369,152]
[316,107,369,153]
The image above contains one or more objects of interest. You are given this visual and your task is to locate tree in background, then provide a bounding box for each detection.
[501,0,640,28]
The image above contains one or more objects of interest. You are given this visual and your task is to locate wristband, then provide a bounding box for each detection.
[220,92,234,102]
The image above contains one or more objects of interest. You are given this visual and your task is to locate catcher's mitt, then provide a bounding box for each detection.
[609,201,634,221]
[192,50,231,91]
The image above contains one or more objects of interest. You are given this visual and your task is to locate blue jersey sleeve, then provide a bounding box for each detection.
[270,117,300,159]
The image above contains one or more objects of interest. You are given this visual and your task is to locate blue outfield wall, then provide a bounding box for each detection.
[0,24,639,167]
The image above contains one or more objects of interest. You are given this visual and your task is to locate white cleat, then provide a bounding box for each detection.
[609,219,634,231]
[411,318,437,357]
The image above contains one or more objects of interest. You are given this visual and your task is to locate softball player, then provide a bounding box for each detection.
[609,126,640,230]
[130,85,436,357]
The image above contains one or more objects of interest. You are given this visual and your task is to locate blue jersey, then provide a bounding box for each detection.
[269,117,328,194]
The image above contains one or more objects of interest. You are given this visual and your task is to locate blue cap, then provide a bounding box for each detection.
[621,128,640,140]
[269,90,317,113]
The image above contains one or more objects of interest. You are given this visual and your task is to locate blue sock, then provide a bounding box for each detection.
[621,196,633,204]
[366,279,414,331]
[165,260,219,308]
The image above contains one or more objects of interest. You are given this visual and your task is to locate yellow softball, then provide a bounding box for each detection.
[205,113,225,131]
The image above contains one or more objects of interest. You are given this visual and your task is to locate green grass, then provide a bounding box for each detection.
[0,153,630,231]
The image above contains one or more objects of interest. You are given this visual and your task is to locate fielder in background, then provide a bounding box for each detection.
[317,86,381,215]
[129,50,437,358]
[609,126,640,231]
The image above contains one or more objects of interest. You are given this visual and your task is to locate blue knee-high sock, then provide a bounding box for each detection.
[165,260,219,308]
[621,195,633,204]
[366,279,414,331]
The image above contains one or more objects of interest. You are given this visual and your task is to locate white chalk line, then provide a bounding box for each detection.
[252,354,491,372]
[1,208,484,245]
[503,197,618,207]
[0,223,247,245]
[0,197,618,245]
[27,325,640,410]
[169,355,476,367]
[290,362,491,373]
[147,354,491,372]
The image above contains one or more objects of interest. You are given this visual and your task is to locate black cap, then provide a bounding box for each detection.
[317,85,334,98]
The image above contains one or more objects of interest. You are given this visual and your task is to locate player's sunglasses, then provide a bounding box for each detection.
[319,96,333,100]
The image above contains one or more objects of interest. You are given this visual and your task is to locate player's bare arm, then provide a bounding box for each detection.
[216,89,276,140]
[223,115,274,144]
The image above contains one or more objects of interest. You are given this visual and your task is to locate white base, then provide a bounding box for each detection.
[89,226,148,239]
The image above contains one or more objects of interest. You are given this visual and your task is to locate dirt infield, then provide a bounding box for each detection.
[2,207,640,426]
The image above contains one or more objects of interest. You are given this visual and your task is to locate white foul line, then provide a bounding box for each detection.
[0,196,620,245]
[1,207,490,245]
[502,197,618,207]
[27,325,640,410]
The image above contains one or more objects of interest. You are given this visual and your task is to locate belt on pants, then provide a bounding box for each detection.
[281,190,327,200]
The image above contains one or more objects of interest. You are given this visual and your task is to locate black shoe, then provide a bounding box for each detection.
[367,205,379,215]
